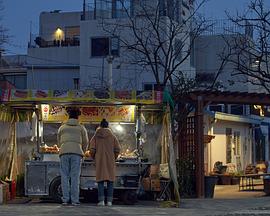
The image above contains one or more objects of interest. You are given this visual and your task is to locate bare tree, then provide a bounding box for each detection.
[223,0,270,92]
[0,0,9,51]
[96,1,217,200]
[100,0,211,94]
[98,1,226,153]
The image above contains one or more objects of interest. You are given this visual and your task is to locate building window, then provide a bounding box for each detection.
[230,105,244,115]
[114,0,131,18]
[158,0,184,21]
[65,26,80,40]
[174,39,183,61]
[73,78,79,90]
[91,37,110,57]
[143,83,164,91]
[143,83,154,91]
[196,73,215,83]
[95,0,112,18]
[5,75,26,89]
[209,104,224,112]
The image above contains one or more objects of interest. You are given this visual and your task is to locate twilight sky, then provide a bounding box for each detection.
[2,0,253,55]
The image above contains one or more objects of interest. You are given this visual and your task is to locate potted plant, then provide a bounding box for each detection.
[231,171,242,185]
[219,173,232,185]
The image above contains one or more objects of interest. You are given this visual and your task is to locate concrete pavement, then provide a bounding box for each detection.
[1,185,270,216]
[1,198,270,216]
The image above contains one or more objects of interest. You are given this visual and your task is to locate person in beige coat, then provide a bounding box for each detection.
[57,107,89,205]
[89,119,120,206]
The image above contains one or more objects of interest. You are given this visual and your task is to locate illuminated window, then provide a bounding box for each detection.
[65,26,80,40]
[73,78,79,90]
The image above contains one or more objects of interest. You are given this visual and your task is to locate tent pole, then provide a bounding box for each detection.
[35,108,40,154]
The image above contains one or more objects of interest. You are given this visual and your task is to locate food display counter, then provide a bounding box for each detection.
[24,103,158,204]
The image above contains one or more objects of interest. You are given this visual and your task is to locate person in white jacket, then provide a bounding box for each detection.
[57,107,88,205]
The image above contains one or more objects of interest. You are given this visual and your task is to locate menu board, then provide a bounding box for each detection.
[41,105,135,123]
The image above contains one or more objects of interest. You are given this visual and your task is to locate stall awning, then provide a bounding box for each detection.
[1,89,163,105]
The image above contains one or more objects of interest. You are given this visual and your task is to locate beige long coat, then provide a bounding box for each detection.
[89,128,120,182]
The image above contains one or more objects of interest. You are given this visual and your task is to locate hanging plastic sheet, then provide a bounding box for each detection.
[0,121,13,178]
[0,120,34,179]
[157,105,180,204]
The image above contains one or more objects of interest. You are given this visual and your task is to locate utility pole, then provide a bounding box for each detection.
[107,55,114,90]
[94,0,97,19]
[82,0,86,20]
[29,21,32,48]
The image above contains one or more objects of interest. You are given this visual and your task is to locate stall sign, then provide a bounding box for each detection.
[32,90,50,99]
[10,89,30,101]
[41,105,135,123]
[41,105,68,122]
[2,89,163,104]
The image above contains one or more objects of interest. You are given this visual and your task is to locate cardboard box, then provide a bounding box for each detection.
[142,177,161,192]
[142,177,151,191]
[150,164,160,178]
[150,179,161,192]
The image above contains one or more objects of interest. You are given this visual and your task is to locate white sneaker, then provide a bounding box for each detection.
[97,201,105,206]
[107,201,112,206]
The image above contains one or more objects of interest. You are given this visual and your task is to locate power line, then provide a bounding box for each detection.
[5,50,118,70]
[5,48,236,74]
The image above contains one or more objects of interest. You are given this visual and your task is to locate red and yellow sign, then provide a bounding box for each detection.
[2,89,163,105]
[41,105,135,123]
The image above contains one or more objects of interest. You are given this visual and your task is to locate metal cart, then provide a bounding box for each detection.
[25,159,149,204]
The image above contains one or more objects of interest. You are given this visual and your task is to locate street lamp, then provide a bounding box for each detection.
[54,27,64,46]
[107,55,114,90]
[106,36,119,90]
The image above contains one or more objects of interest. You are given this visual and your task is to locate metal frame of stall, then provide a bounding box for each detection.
[0,90,164,203]
[29,102,155,203]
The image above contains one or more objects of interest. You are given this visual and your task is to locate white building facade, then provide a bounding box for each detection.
[27,11,81,90]
[27,0,195,90]
[192,24,270,173]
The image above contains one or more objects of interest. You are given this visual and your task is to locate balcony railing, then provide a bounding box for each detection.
[200,19,253,38]
[28,36,80,48]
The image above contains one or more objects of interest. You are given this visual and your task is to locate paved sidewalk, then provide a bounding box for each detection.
[214,184,265,199]
[0,185,270,216]
[1,197,270,216]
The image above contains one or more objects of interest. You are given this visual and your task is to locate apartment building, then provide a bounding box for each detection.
[26,0,195,90]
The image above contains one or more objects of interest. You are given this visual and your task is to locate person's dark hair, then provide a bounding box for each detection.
[100,118,109,128]
[66,107,81,119]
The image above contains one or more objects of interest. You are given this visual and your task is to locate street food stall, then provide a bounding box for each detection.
[1,89,165,204]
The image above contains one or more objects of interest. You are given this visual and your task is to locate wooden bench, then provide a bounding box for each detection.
[239,173,270,191]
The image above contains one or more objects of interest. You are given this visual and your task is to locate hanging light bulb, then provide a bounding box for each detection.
[115,123,124,132]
